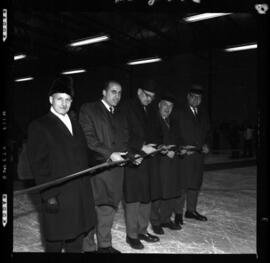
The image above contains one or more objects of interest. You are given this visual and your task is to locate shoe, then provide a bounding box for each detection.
[151,224,164,235]
[185,211,207,221]
[97,246,121,253]
[126,236,144,250]
[175,213,184,225]
[138,232,160,242]
[161,221,182,230]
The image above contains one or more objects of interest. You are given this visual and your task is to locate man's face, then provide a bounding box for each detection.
[187,93,202,108]
[137,88,155,106]
[159,100,174,119]
[103,83,122,107]
[49,93,72,115]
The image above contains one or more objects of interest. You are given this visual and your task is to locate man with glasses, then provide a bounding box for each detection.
[174,84,211,226]
[122,80,162,250]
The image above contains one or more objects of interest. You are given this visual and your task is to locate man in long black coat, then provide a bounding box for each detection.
[175,84,211,225]
[122,83,161,250]
[150,95,182,235]
[27,76,96,252]
[79,81,128,253]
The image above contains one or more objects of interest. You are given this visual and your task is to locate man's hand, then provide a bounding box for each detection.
[182,145,197,155]
[202,144,210,154]
[109,152,127,162]
[142,143,157,154]
[167,150,175,159]
[132,154,143,166]
[45,197,59,213]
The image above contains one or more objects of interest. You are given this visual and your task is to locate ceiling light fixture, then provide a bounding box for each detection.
[224,43,257,52]
[15,77,33,82]
[183,13,231,22]
[69,35,110,47]
[61,69,86,75]
[127,57,162,65]
[14,54,26,60]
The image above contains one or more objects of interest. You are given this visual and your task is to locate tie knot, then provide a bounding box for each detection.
[109,107,114,114]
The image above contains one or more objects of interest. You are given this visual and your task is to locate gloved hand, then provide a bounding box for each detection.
[44,196,59,213]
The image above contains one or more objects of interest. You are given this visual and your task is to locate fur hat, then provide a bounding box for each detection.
[48,76,74,97]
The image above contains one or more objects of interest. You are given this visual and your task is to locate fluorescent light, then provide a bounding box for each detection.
[127,57,162,65]
[14,54,26,60]
[225,43,257,52]
[61,69,86,75]
[184,13,231,22]
[69,35,110,47]
[15,77,33,82]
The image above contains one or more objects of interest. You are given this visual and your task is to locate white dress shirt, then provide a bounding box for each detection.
[101,99,114,113]
[50,106,73,135]
[190,106,198,116]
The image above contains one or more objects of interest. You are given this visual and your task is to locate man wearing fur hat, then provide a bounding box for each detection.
[174,84,211,226]
[27,76,96,252]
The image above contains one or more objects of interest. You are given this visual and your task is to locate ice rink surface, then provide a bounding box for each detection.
[13,162,256,254]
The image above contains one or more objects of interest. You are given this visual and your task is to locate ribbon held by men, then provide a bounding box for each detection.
[14,144,203,196]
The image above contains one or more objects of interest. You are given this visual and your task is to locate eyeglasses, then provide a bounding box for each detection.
[142,89,155,100]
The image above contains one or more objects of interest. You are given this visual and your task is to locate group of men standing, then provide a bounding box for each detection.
[26,76,210,253]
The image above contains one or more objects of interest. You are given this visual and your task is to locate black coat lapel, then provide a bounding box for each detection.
[48,112,74,137]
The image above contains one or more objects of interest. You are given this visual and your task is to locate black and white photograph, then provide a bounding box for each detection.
[1,0,269,261]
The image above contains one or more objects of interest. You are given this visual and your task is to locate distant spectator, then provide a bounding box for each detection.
[242,121,254,157]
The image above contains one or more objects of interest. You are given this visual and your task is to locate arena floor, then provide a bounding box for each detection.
[13,154,256,254]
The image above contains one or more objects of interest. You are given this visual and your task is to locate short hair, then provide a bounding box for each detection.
[103,80,122,91]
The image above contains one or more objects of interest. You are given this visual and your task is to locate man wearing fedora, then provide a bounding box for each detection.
[122,80,161,250]
[174,84,211,226]
[27,76,96,252]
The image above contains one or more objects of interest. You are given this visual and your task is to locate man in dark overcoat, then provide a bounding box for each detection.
[79,81,128,253]
[122,82,161,250]
[150,95,182,235]
[175,84,211,226]
[27,76,96,252]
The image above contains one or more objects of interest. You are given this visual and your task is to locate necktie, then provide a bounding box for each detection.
[193,107,198,118]
[109,107,114,114]
[164,117,170,128]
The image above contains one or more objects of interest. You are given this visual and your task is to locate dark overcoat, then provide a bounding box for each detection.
[79,101,128,207]
[177,105,210,189]
[27,112,96,241]
[156,112,182,200]
[122,98,162,203]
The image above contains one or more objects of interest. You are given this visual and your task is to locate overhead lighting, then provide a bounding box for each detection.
[14,54,26,60]
[183,13,231,22]
[127,57,162,65]
[69,35,110,47]
[15,77,33,82]
[61,69,86,75]
[225,43,257,52]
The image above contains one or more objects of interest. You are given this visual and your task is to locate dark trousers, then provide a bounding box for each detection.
[124,202,151,239]
[175,189,199,214]
[45,233,84,252]
[83,205,117,251]
[150,199,178,226]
